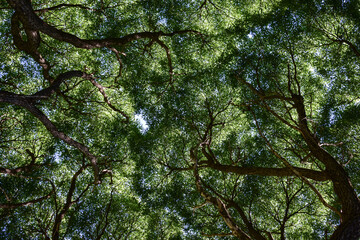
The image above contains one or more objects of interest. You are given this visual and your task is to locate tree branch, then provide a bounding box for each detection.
[191,147,252,239]
[0,89,101,183]
[0,179,55,209]
[0,189,54,209]
[52,165,90,240]
[88,77,129,123]
[8,0,200,50]
[207,164,329,181]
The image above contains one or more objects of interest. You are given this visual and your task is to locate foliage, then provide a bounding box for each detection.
[1,0,360,239]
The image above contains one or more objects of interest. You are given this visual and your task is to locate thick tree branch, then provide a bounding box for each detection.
[8,0,199,50]
[250,108,341,216]
[227,199,267,240]
[191,148,252,240]
[0,88,101,183]
[292,94,360,212]
[10,11,52,81]
[32,71,85,98]
[239,68,360,238]
[199,177,267,240]
[291,94,360,240]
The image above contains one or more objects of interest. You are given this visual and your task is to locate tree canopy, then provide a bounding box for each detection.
[1,0,360,239]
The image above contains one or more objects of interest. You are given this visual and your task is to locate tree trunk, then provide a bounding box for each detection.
[331,215,360,240]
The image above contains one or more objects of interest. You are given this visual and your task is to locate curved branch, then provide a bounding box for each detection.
[0,164,40,175]
[292,94,360,215]
[250,108,341,217]
[0,189,53,209]
[0,84,101,183]
[0,179,55,209]
[10,11,52,81]
[24,104,100,183]
[155,38,174,85]
[8,0,199,50]
[33,71,85,98]
[199,176,267,240]
[191,148,252,239]
[88,77,129,123]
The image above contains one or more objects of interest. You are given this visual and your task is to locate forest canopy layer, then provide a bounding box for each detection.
[1,0,360,239]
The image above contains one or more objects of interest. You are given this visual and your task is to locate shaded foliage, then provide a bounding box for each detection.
[1,0,360,239]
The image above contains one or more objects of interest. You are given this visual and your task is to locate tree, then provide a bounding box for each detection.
[1,0,360,239]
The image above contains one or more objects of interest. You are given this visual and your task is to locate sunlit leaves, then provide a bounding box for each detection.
[2,0,360,239]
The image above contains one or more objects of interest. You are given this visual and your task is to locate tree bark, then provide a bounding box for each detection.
[292,94,360,239]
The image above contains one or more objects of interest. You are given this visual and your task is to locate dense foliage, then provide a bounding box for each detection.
[1,0,360,239]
